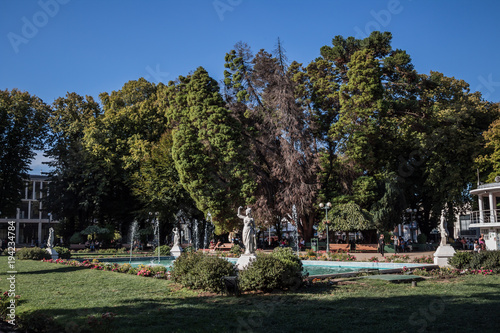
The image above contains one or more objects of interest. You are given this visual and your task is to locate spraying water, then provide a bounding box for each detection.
[129,220,138,263]
[292,205,299,256]
[193,219,199,251]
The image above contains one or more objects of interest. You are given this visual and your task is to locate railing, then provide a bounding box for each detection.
[469,210,500,224]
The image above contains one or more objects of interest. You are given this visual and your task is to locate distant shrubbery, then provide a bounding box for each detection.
[171,252,236,293]
[17,247,50,260]
[53,246,71,259]
[449,250,500,272]
[158,245,171,256]
[239,247,303,292]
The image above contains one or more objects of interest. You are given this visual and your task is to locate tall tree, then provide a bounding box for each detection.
[167,67,256,232]
[44,92,102,241]
[0,89,49,216]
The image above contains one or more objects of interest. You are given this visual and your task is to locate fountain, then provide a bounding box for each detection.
[193,219,199,251]
[129,220,138,263]
[150,212,160,264]
[291,205,299,256]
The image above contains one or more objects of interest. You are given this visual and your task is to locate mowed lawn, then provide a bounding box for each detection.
[1,256,500,333]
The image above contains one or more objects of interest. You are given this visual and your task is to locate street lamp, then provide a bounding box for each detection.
[406,208,417,242]
[48,213,52,228]
[319,202,332,252]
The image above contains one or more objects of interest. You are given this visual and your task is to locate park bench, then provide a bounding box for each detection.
[69,244,86,250]
[211,243,233,252]
[329,244,349,252]
[354,244,378,252]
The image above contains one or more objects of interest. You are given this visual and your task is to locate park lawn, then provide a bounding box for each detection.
[1,256,500,333]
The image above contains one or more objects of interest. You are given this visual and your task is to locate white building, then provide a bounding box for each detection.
[0,175,58,247]
[469,181,500,250]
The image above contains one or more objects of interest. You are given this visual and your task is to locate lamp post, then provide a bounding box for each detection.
[48,213,52,228]
[319,202,332,252]
[406,208,417,242]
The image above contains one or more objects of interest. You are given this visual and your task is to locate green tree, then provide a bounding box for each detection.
[168,67,256,232]
[0,89,49,216]
[44,93,102,242]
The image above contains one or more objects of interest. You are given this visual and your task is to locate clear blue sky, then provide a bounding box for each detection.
[1,0,500,171]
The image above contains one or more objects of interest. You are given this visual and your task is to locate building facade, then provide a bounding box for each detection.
[0,175,58,247]
[469,182,500,250]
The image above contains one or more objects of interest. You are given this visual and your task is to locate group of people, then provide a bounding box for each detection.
[378,234,414,257]
[84,240,102,251]
[455,236,486,252]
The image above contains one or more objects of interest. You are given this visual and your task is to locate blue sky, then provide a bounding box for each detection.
[1,0,500,172]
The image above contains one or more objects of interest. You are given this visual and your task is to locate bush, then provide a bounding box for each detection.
[229,244,243,256]
[53,246,71,259]
[158,245,171,256]
[449,251,473,269]
[239,248,303,292]
[417,233,427,244]
[449,250,500,272]
[17,247,50,260]
[171,252,236,293]
[69,232,84,244]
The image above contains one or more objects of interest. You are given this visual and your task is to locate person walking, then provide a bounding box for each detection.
[378,234,386,257]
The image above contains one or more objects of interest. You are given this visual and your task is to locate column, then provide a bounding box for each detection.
[38,222,42,246]
[479,195,484,223]
[489,193,496,223]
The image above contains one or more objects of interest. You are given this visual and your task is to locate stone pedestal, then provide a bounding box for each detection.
[236,254,256,270]
[170,245,183,257]
[46,248,59,260]
[433,245,456,267]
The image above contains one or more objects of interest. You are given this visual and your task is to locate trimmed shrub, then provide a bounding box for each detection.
[229,244,243,256]
[53,246,71,259]
[17,247,50,260]
[158,245,171,256]
[171,252,236,293]
[239,248,303,292]
[450,250,500,272]
[69,232,84,244]
[449,251,473,269]
[417,233,427,244]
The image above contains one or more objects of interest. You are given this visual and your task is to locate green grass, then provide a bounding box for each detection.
[1,256,500,332]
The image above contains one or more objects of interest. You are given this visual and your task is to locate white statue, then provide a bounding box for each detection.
[237,206,256,255]
[440,214,448,246]
[47,227,55,249]
[173,227,180,247]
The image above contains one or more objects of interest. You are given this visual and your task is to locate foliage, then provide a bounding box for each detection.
[16,247,50,260]
[53,246,71,259]
[158,245,171,256]
[239,249,303,291]
[69,232,84,244]
[0,290,20,320]
[449,251,474,269]
[417,233,427,244]
[229,244,243,256]
[331,201,374,231]
[168,67,256,232]
[0,89,49,216]
[171,252,236,293]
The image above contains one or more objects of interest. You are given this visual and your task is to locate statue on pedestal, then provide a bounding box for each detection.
[440,214,449,246]
[237,206,256,255]
[173,227,180,247]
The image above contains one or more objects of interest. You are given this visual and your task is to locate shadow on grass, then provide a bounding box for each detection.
[20,284,500,333]
[14,265,88,275]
